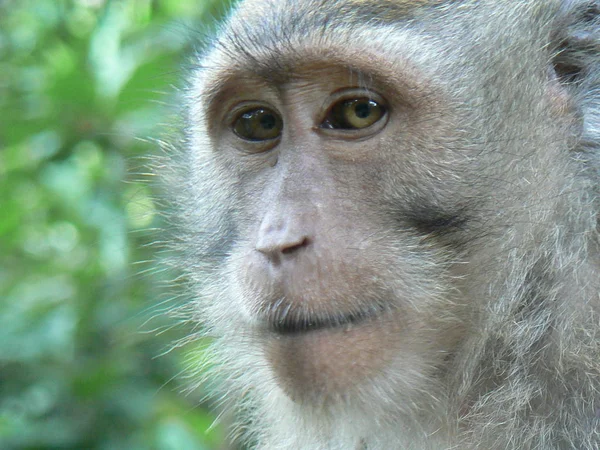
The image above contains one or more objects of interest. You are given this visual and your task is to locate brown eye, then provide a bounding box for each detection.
[322,98,386,130]
[232,107,283,141]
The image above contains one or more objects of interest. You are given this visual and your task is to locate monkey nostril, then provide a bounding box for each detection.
[256,236,310,257]
[281,237,310,255]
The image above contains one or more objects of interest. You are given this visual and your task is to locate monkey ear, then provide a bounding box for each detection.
[551,1,600,86]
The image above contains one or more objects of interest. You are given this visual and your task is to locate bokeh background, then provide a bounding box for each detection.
[0,0,235,448]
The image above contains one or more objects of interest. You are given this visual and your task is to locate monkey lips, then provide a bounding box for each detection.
[237,246,449,405]
[264,309,408,404]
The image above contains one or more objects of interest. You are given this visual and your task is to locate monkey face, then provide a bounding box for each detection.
[174,1,600,446]
[190,49,470,404]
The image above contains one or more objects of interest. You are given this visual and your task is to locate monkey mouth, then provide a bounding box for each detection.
[268,307,381,335]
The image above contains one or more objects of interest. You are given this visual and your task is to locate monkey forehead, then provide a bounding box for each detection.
[224,0,441,56]
[233,0,441,24]
[192,29,435,119]
[192,0,448,96]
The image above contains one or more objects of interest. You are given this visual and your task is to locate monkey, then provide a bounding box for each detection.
[161,0,600,448]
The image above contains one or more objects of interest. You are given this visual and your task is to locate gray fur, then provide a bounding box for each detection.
[162,0,600,448]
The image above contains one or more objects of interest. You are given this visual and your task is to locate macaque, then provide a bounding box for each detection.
[163,0,600,448]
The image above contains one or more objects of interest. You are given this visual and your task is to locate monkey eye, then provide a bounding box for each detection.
[322,98,386,130]
[232,107,283,142]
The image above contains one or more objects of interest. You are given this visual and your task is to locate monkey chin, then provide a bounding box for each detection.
[263,312,411,405]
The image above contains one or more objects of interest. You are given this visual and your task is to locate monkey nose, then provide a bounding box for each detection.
[255,222,311,258]
[256,234,311,258]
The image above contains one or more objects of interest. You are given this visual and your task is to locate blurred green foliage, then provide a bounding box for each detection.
[0,0,234,448]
